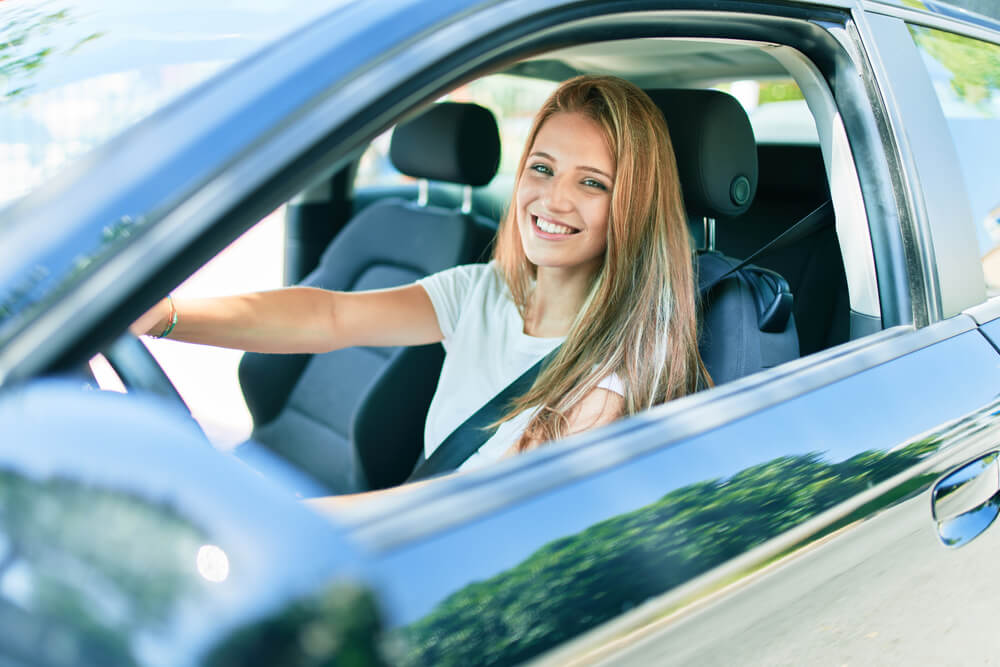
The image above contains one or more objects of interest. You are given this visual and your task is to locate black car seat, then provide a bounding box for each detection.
[237,102,501,494]
[717,144,848,355]
[645,89,800,384]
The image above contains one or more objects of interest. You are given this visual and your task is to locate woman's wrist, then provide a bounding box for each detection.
[130,296,176,338]
[153,294,178,338]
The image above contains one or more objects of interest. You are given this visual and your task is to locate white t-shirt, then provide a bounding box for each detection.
[417,262,623,471]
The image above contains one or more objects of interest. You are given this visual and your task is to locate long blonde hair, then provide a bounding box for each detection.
[493,75,710,451]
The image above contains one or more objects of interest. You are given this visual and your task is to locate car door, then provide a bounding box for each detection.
[321,3,1000,665]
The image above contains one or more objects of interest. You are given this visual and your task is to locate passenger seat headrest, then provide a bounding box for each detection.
[646,89,758,218]
[390,102,501,187]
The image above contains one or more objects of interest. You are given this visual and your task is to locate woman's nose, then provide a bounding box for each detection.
[542,174,573,211]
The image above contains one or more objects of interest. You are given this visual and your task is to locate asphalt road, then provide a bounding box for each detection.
[597,495,1000,666]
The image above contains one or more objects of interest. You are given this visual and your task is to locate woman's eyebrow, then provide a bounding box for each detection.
[529,152,612,180]
[579,166,613,180]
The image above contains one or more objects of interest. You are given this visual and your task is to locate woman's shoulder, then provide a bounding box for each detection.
[423,261,498,285]
[418,261,493,295]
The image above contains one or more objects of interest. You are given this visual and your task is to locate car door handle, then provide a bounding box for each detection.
[932,452,1000,548]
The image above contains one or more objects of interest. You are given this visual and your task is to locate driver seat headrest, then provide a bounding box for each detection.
[389,102,501,187]
[646,89,758,219]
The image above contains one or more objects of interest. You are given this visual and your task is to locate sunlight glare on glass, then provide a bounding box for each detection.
[196,544,230,583]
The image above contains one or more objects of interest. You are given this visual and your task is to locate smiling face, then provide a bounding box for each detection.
[515,111,615,278]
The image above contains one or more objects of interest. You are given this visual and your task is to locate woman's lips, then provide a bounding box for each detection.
[532,215,579,238]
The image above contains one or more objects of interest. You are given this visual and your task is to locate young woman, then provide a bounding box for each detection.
[132,75,709,477]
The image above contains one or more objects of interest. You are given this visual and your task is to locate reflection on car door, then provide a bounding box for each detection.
[360,316,1000,666]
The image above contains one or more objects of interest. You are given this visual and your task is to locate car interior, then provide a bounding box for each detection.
[128,36,866,495]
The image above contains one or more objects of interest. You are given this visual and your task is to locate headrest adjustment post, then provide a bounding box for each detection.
[461,185,473,214]
[417,179,429,207]
[703,217,716,252]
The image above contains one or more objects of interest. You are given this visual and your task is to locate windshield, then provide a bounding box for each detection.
[0,0,353,208]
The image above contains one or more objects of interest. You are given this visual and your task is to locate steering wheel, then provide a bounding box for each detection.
[101,333,199,422]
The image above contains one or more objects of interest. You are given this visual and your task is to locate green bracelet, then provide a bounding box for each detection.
[156,295,178,338]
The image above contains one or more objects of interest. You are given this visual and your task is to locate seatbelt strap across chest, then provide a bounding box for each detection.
[407,349,559,482]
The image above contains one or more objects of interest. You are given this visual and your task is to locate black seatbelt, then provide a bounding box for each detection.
[407,347,560,482]
[408,200,833,481]
[700,199,833,293]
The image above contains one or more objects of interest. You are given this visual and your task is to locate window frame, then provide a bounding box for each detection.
[857,5,993,320]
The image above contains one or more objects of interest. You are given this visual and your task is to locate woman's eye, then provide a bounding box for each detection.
[582,178,608,191]
[530,163,552,176]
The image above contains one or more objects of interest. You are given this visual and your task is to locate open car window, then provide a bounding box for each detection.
[138,35,878,462]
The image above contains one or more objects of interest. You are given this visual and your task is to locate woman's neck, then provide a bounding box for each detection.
[522,265,597,338]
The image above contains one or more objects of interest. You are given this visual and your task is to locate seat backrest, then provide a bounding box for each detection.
[238,102,501,493]
[646,89,799,385]
[726,144,848,355]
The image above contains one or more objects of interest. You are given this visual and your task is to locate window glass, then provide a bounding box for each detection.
[908,26,1000,294]
[355,74,559,195]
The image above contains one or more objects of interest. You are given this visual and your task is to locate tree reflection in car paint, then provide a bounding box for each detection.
[0,214,145,344]
[394,437,943,666]
[0,4,101,102]
[204,581,387,667]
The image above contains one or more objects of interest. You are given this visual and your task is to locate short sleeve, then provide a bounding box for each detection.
[417,263,490,340]
[597,373,625,397]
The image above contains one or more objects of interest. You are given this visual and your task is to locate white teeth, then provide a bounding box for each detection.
[534,217,575,235]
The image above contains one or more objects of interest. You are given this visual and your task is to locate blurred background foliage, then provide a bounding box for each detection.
[756,80,804,104]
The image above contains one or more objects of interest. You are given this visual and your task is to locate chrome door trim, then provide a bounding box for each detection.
[964,297,1000,326]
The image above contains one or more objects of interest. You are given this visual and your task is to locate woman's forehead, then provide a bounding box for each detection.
[531,112,615,171]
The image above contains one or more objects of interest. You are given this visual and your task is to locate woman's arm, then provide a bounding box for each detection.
[509,387,625,455]
[130,284,443,353]
[564,387,625,435]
